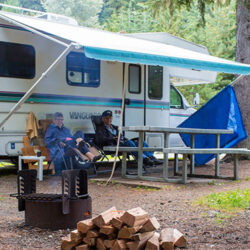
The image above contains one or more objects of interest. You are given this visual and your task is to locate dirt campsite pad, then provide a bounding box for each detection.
[0,160,249,249]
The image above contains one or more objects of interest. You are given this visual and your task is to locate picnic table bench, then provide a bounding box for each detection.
[103,126,250,184]
[104,146,250,184]
[163,147,250,184]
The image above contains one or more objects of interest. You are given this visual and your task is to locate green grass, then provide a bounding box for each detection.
[0,161,14,168]
[196,189,249,212]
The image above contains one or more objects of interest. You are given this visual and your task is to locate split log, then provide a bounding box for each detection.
[120,207,148,227]
[160,228,174,250]
[75,244,89,250]
[100,225,116,235]
[131,231,154,242]
[140,217,160,232]
[111,239,128,250]
[111,217,124,230]
[127,232,154,250]
[173,229,187,248]
[108,233,118,240]
[70,229,82,242]
[145,232,160,250]
[96,238,107,250]
[118,226,142,239]
[104,239,115,248]
[93,206,119,228]
[77,219,95,234]
[61,236,81,250]
[86,229,100,238]
[83,237,96,247]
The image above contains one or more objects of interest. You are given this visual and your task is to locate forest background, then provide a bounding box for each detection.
[0,0,238,106]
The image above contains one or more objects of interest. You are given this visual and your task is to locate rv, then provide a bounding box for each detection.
[0,7,218,159]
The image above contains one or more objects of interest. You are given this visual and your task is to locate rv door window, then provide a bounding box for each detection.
[170,86,183,109]
[148,66,163,100]
[129,64,141,94]
[0,41,35,79]
[66,52,100,87]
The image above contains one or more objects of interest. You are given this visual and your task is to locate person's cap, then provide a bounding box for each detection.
[102,110,113,117]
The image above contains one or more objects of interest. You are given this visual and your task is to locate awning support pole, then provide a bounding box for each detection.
[106,63,127,185]
[0,43,75,129]
[0,13,69,47]
[230,75,245,86]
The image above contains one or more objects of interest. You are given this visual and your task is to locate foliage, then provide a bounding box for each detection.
[196,189,250,212]
[42,0,103,27]
[0,0,45,11]
[101,0,236,105]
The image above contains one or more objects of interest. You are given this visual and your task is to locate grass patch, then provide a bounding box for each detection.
[195,188,249,212]
[132,185,159,191]
[0,161,14,168]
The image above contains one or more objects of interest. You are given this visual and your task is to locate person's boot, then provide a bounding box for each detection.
[143,157,154,166]
[92,155,102,162]
[150,156,163,165]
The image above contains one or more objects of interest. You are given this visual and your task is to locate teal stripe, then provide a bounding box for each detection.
[146,104,169,109]
[0,95,170,109]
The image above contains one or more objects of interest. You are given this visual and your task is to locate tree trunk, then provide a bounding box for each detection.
[234,0,250,151]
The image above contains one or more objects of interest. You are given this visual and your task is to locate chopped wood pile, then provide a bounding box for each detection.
[61,206,187,250]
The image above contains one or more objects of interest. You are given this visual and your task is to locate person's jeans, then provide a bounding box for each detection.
[53,153,66,176]
[120,140,154,159]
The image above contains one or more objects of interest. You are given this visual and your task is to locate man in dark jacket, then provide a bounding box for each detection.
[95,110,162,166]
[45,112,100,175]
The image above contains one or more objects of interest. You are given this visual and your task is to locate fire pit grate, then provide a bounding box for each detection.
[11,169,92,229]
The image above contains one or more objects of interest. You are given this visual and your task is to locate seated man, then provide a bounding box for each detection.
[95,110,162,166]
[45,112,101,175]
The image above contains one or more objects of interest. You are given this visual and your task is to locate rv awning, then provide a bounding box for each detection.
[1,12,250,75]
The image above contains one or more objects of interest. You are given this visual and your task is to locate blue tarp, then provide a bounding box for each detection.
[178,85,247,166]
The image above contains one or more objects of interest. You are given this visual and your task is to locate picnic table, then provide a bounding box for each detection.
[104,126,235,183]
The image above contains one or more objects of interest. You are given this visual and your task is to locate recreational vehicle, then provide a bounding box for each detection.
[0,7,220,159]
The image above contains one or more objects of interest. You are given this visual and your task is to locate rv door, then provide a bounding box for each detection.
[124,64,145,139]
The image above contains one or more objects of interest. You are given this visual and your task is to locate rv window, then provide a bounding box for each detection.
[0,41,35,79]
[129,64,141,94]
[170,86,183,109]
[66,52,100,87]
[148,66,163,100]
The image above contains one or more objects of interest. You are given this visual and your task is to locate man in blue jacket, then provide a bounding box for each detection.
[45,112,100,175]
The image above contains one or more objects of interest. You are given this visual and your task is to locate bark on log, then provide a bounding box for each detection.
[96,238,107,250]
[173,229,187,248]
[104,239,115,248]
[77,219,95,234]
[111,239,128,250]
[93,206,118,228]
[70,229,83,242]
[61,236,81,250]
[160,228,174,250]
[145,232,160,250]
[86,229,99,238]
[140,217,160,232]
[118,225,142,239]
[100,225,116,235]
[120,207,148,227]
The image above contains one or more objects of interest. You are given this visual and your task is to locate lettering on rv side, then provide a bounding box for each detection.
[69,112,100,120]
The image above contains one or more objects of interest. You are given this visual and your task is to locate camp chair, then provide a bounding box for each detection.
[21,136,53,173]
[90,115,136,163]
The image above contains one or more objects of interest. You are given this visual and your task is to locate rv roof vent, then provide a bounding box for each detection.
[36,13,78,26]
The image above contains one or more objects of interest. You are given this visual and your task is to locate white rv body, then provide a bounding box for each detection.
[0,11,216,157]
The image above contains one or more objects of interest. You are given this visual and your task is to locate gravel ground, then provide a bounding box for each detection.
[0,160,249,249]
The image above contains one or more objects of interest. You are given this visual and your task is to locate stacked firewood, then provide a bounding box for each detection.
[61,206,187,250]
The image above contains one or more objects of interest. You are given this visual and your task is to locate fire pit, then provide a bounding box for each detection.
[12,169,92,230]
